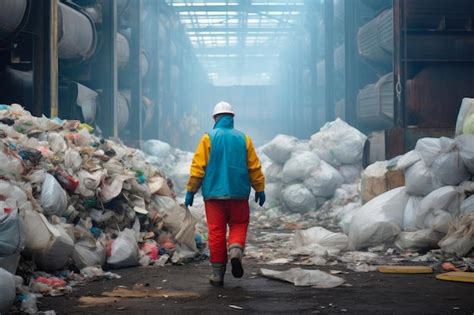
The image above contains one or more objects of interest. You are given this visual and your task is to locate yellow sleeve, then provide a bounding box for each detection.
[186,134,211,193]
[246,135,265,192]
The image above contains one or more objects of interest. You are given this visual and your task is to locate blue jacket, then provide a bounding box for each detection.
[186,115,265,200]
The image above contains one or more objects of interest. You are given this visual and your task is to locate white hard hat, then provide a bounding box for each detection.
[212,101,235,118]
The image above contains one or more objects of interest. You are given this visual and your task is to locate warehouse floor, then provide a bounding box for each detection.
[40,258,474,314]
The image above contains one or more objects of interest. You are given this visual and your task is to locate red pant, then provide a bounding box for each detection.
[205,199,250,264]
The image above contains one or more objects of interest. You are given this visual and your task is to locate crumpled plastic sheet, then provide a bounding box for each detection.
[259,267,345,288]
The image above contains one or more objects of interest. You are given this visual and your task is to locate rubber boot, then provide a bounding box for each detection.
[229,246,244,278]
[209,263,226,286]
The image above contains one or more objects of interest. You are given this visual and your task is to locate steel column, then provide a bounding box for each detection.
[324,0,335,122]
[32,0,58,118]
[98,0,118,138]
[128,0,143,145]
[343,0,358,126]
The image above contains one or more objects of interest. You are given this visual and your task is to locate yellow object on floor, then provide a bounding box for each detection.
[436,272,474,283]
[377,266,434,274]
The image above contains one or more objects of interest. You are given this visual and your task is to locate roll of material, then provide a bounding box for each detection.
[0,0,28,40]
[58,2,96,60]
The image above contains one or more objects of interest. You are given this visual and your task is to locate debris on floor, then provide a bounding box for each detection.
[259,267,345,288]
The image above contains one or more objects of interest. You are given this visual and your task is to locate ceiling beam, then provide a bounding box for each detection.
[170,4,306,12]
[186,27,294,33]
[193,46,280,54]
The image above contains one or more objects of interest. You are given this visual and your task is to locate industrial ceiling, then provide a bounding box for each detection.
[166,0,307,85]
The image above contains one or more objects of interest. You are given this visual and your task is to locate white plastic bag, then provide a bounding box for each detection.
[291,227,348,253]
[0,151,23,180]
[41,173,68,216]
[455,98,474,136]
[107,228,140,268]
[47,132,67,153]
[64,148,82,172]
[395,230,442,252]
[424,210,453,234]
[310,118,367,166]
[281,184,318,213]
[404,160,442,196]
[0,209,24,274]
[72,239,106,270]
[338,164,362,184]
[0,268,16,314]
[403,196,423,232]
[397,150,421,170]
[281,151,321,183]
[265,162,283,183]
[304,161,343,198]
[259,267,344,288]
[348,187,409,250]
[456,134,474,174]
[144,139,172,158]
[431,150,469,186]
[461,195,474,214]
[417,186,462,230]
[438,214,474,257]
[262,134,298,164]
[21,210,74,271]
[414,137,446,167]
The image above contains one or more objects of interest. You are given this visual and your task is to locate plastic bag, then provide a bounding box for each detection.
[281,151,321,183]
[107,228,140,268]
[338,164,362,184]
[144,139,172,158]
[72,239,106,270]
[160,199,197,252]
[264,162,283,183]
[417,186,462,230]
[438,214,474,257]
[64,148,82,172]
[21,210,74,271]
[464,112,474,134]
[262,134,298,164]
[424,210,453,234]
[414,137,447,167]
[397,150,421,170]
[456,134,474,174]
[281,183,318,213]
[395,230,442,252]
[0,151,23,180]
[47,132,67,153]
[303,161,343,198]
[0,209,24,274]
[455,98,474,136]
[310,118,367,166]
[404,160,442,196]
[259,267,344,288]
[0,268,16,313]
[291,227,348,253]
[40,173,68,216]
[348,187,409,250]
[403,196,423,232]
[461,195,474,214]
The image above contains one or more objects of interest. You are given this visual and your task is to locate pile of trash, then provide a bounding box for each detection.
[284,99,474,270]
[259,118,366,213]
[0,104,203,313]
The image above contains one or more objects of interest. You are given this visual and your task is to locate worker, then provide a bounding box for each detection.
[184,101,266,286]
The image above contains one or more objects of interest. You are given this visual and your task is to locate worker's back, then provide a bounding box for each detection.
[203,115,251,199]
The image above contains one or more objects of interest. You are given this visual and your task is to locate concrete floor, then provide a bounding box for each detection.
[40,258,474,314]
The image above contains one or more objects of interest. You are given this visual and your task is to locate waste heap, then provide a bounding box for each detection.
[346,98,474,257]
[0,104,201,313]
[258,118,366,214]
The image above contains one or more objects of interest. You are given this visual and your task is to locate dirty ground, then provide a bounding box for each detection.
[38,221,474,315]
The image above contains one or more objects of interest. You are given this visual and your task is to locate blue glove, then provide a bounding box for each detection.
[255,191,266,207]
[185,191,195,207]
